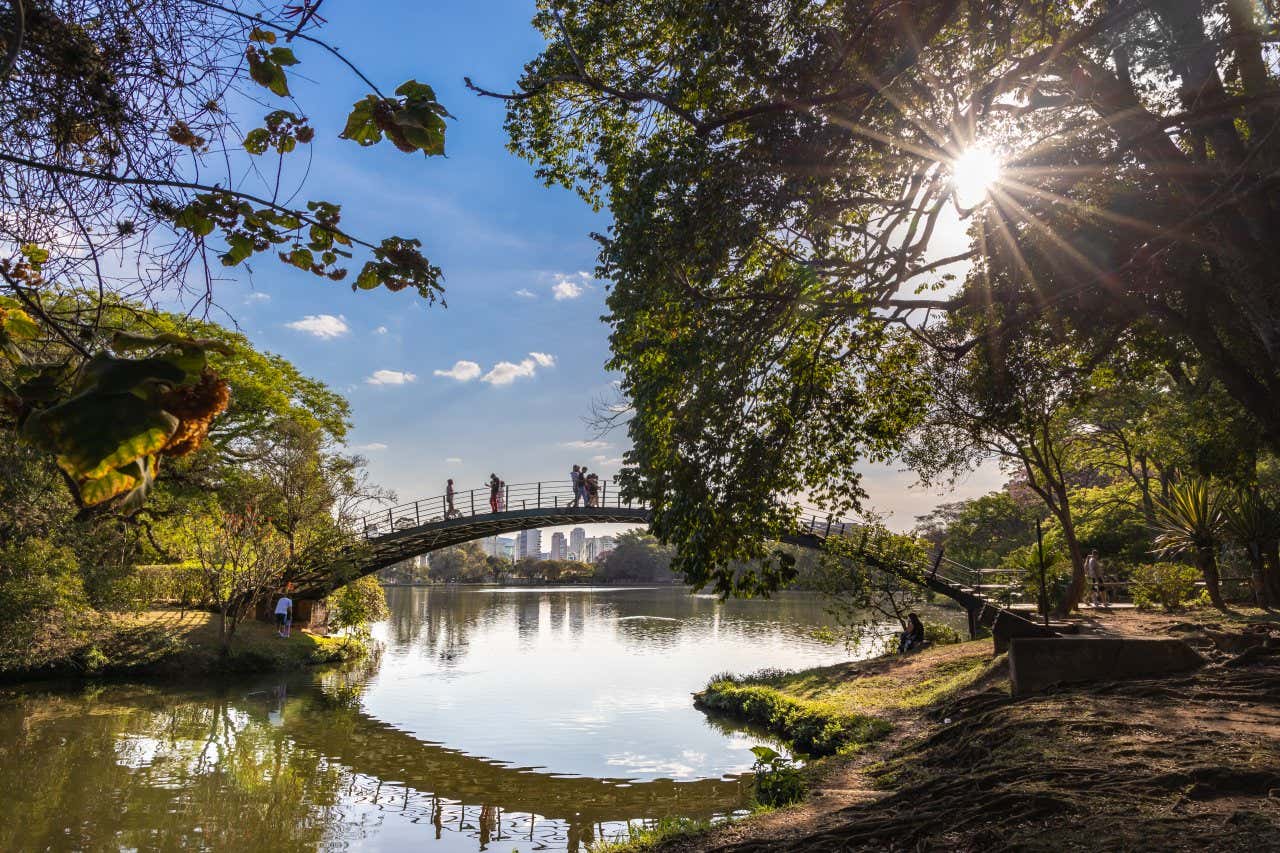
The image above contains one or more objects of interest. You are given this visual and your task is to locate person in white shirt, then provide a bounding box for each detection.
[274,595,293,638]
[1085,550,1107,607]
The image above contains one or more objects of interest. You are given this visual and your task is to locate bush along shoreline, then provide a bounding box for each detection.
[0,608,368,684]
[695,675,892,757]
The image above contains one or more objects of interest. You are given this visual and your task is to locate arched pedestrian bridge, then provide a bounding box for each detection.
[285,479,1055,648]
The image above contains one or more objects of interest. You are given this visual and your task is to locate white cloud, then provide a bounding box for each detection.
[481,359,537,385]
[514,288,537,299]
[552,278,584,301]
[480,352,556,386]
[562,440,610,449]
[246,292,270,302]
[434,360,482,382]
[375,325,389,335]
[593,455,626,466]
[286,314,349,339]
[445,456,463,463]
[365,369,417,386]
[352,442,388,451]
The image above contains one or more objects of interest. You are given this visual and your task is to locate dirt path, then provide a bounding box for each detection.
[662,612,1280,852]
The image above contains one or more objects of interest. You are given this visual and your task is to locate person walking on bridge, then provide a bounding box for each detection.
[446,478,456,518]
[570,465,582,507]
[488,474,501,513]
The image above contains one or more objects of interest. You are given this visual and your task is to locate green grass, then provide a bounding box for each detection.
[0,608,366,681]
[695,641,1003,758]
[589,817,716,852]
[696,678,891,756]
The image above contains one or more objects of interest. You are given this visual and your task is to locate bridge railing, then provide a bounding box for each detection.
[349,482,997,599]
[348,479,645,539]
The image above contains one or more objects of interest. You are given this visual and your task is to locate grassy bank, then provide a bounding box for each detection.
[695,641,1000,757]
[0,608,365,682]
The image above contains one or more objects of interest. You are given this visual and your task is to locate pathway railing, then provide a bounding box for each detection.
[348,479,640,538]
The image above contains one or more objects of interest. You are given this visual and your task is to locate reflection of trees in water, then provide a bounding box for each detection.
[0,683,348,851]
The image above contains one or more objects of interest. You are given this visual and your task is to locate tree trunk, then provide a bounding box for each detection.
[219,608,234,655]
[1263,543,1280,607]
[1052,496,1086,617]
[1197,548,1227,610]
[1246,545,1269,608]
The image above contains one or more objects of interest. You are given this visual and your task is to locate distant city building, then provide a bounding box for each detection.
[539,551,551,562]
[551,531,567,561]
[597,535,617,553]
[570,527,586,561]
[483,535,515,559]
[517,528,543,560]
[585,538,598,563]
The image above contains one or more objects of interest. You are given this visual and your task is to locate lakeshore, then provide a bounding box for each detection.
[609,607,1280,853]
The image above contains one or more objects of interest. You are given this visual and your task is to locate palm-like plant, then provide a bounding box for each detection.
[1222,488,1280,608]
[1152,479,1228,609]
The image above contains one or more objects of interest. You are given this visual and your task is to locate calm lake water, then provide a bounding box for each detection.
[0,586,897,852]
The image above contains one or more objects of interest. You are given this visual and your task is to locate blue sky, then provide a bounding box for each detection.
[215,1,999,532]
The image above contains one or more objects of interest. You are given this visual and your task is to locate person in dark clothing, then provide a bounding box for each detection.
[446,478,456,517]
[488,474,501,513]
[898,613,925,653]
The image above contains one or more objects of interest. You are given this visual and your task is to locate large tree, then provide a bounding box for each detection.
[0,0,449,510]
[490,0,1280,592]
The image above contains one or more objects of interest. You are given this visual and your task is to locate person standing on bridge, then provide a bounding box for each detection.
[577,465,590,507]
[586,471,599,507]
[570,465,582,507]
[446,479,456,517]
[488,474,501,513]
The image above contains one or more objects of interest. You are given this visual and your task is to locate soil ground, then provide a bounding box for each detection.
[657,608,1280,853]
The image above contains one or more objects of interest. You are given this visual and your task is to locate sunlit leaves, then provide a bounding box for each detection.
[340,80,451,156]
[13,323,232,510]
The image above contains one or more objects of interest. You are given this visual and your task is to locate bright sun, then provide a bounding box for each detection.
[952,147,1002,208]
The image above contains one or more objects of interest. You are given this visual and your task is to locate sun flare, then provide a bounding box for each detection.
[952,147,1002,208]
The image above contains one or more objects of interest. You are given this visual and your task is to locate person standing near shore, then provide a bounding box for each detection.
[274,594,293,639]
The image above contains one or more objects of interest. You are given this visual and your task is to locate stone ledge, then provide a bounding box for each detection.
[1009,637,1206,696]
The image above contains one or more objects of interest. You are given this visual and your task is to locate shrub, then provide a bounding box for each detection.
[924,621,963,646]
[696,679,890,756]
[750,745,806,808]
[1131,562,1201,610]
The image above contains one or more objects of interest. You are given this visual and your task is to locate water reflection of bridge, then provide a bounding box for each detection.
[281,687,749,851]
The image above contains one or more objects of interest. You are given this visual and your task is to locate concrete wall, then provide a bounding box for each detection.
[1009,637,1205,696]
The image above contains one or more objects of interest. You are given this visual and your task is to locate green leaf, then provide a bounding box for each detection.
[23,391,178,483]
[749,745,780,763]
[221,233,255,266]
[340,96,383,146]
[247,48,290,97]
[355,265,380,290]
[19,243,49,267]
[249,27,276,44]
[243,128,271,155]
[284,247,314,270]
[269,46,299,66]
[78,354,188,395]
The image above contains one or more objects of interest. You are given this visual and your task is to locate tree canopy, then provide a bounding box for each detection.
[492,0,1280,593]
[0,0,448,510]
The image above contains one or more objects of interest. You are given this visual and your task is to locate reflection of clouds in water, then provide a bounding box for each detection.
[605,750,710,780]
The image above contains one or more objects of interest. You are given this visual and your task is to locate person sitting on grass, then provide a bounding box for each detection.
[898,612,925,654]
[274,594,293,638]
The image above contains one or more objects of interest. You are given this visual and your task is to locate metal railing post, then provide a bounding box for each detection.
[441,495,446,517]
[415,501,420,525]
[537,482,542,508]
[387,507,392,527]
[470,490,475,516]
[505,483,510,511]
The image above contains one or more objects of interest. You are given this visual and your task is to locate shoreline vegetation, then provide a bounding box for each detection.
[0,609,366,684]
[603,608,1280,853]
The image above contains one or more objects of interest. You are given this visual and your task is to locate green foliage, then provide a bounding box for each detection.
[1153,479,1226,560]
[749,745,806,808]
[1130,563,1202,611]
[596,530,677,583]
[697,677,890,757]
[923,621,963,646]
[341,81,452,156]
[915,492,1038,568]
[590,817,714,853]
[329,576,389,638]
[0,538,87,668]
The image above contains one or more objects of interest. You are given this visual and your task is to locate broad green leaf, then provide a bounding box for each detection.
[19,243,49,267]
[221,233,255,266]
[249,27,276,44]
[269,46,298,66]
[355,265,380,290]
[243,128,271,154]
[23,391,178,482]
[340,96,383,146]
[78,354,187,395]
